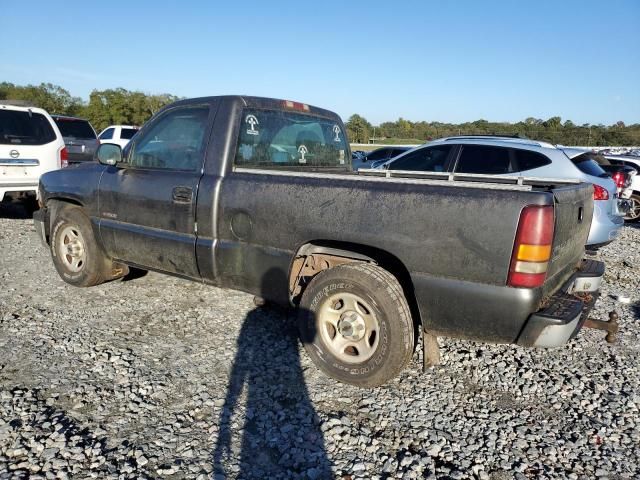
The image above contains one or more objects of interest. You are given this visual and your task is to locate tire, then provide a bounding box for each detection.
[50,205,117,287]
[624,193,640,222]
[298,263,415,387]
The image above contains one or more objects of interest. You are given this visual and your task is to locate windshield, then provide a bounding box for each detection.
[0,110,57,145]
[234,109,349,169]
[54,118,96,140]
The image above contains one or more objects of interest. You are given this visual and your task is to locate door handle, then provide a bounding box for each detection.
[172,186,193,204]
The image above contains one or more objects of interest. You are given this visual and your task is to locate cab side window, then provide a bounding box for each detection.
[389,146,452,172]
[126,106,209,171]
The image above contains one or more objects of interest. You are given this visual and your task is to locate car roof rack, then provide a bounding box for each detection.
[443,134,528,141]
[357,168,580,191]
[0,99,37,108]
[438,134,556,149]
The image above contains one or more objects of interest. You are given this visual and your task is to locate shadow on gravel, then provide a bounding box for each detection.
[0,196,34,219]
[213,268,332,479]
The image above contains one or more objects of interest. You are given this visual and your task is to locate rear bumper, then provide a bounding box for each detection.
[587,203,624,246]
[516,259,604,347]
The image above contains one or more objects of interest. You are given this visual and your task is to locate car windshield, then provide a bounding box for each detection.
[54,118,96,140]
[0,110,57,145]
[120,128,138,140]
[570,153,608,178]
[234,109,349,169]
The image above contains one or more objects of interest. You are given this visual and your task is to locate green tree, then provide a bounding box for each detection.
[83,88,179,131]
[0,82,83,115]
[345,114,372,144]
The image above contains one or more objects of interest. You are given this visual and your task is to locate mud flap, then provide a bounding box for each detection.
[422,329,440,371]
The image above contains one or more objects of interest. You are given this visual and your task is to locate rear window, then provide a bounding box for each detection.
[0,110,57,145]
[120,128,138,140]
[234,109,349,169]
[54,118,96,139]
[571,153,607,177]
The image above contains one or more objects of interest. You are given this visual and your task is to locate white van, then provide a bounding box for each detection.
[0,102,67,203]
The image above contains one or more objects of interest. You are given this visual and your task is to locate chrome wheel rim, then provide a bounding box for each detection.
[626,196,640,221]
[58,226,86,272]
[318,292,380,364]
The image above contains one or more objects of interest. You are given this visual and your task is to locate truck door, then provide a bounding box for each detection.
[97,104,212,278]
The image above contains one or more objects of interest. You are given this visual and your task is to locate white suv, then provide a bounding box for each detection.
[98,125,139,148]
[375,136,623,248]
[0,102,67,203]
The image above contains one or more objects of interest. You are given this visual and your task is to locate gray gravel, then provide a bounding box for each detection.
[1,198,639,479]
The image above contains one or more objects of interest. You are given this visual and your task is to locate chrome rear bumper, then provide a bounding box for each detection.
[517,259,604,348]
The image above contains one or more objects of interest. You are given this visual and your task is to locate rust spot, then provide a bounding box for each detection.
[289,253,363,299]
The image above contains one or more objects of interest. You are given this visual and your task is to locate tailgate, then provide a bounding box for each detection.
[544,183,593,295]
[0,145,43,184]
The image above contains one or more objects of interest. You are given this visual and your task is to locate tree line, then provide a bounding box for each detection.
[346,114,640,147]
[1,82,638,146]
[0,82,179,133]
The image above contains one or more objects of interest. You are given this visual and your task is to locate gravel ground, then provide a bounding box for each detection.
[0,198,638,480]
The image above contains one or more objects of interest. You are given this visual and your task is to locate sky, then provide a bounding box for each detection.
[1,0,639,126]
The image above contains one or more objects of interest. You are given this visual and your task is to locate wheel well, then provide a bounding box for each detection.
[47,197,83,208]
[43,199,85,242]
[289,240,423,332]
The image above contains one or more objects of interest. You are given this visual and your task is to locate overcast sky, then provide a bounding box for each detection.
[1,0,639,125]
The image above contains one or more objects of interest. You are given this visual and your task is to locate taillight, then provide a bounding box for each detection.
[593,184,609,200]
[507,205,555,288]
[60,146,69,168]
[611,172,625,190]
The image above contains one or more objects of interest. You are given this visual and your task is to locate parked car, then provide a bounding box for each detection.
[51,115,99,164]
[590,153,635,205]
[377,136,623,249]
[353,146,412,170]
[603,154,640,222]
[98,125,139,148]
[35,96,603,387]
[0,101,66,207]
[352,150,366,163]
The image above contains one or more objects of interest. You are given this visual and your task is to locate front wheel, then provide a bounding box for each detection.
[298,263,415,387]
[624,193,640,222]
[50,205,122,287]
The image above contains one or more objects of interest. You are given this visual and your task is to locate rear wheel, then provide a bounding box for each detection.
[298,263,414,387]
[50,205,125,287]
[625,193,640,222]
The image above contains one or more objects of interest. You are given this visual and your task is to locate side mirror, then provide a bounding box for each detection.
[96,143,122,166]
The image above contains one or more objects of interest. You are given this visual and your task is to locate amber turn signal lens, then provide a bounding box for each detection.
[517,244,552,262]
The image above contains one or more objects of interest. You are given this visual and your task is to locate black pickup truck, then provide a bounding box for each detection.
[34,96,605,387]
